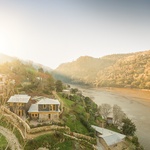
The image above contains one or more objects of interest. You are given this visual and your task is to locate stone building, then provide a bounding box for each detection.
[7,94,31,117]
[28,98,60,121]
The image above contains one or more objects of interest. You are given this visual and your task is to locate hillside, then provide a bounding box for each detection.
[0,53,52,73]
[0,53,16,63]
[0,59,55,97]
[0,55,143,149]
[54,50,150,89]
[54,54,131,84]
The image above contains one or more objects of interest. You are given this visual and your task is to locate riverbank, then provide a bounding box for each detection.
[76,86,150,150]
[96,87,150,107]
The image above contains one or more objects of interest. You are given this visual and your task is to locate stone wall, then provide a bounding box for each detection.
[73,132,96,143]
[30,125,70,134]
[1,106,69,137]
[1,105,96,148]
[99,137,110,150]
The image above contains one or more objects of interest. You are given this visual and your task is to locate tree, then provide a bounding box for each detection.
[55,80,63,92]
[113,104,126,126]
[121,118,136,136]
[99,103,111,120]
[38,67,44,73]
[70,88,78,94]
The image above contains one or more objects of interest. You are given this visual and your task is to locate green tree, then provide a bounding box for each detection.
[70,88,78,94]
[121,118,136,136]
[38,67,44,73]
[55,80,63,92]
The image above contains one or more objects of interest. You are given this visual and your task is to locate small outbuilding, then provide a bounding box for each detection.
[91,125,125,150]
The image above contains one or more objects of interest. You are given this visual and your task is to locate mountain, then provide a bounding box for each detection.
[0,53,16,63]
[23,60,53,73]
[54,50,150,89]
[54,54,133,84]
[0,53,52,73]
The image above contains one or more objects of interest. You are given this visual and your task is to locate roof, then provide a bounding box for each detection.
[101,133,123,146]
[28,98,60,113]
[91,125,125,146]
[28,104,38,112]
[7,94,31,103]
[37,98,60,105]
[107,112,113,118]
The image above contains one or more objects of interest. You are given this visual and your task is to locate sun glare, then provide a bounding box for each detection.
[0,33,8,53]
[0,31,17,56]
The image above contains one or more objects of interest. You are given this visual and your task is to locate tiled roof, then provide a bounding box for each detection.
[7,94,31,103]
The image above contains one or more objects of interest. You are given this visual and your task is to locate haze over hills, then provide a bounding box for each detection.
[1,50,150,90]
[0,53,52,73]
[54,50,150,89]
[0,53,16,63]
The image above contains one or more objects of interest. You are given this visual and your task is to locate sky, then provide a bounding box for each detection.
[0,0,150,69]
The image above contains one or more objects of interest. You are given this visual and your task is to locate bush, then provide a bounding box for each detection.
[121,118,136,136]
[79,116,95,137]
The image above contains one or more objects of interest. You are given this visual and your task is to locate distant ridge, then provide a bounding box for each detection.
[0,53,52,73]
[0,53,16,63]
[54,50,150,89]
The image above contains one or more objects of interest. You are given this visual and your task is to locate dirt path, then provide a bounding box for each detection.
[0,126,22,150]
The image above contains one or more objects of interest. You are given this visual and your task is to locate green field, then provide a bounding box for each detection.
[0,133,8,150]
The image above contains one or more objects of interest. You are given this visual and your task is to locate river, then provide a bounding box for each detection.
[72,85,150,150]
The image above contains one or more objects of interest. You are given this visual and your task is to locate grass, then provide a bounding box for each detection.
[0,133,9,150]
[65,115,88,134]
[58,93,75,107]
[24,132,94,150]
[14,128,25,146]
[24,132,64,150]
[58,93,98,137]
[58,93,91,134]
[106,124,121,133]
[55,139,74,150]
[0,116,25,146]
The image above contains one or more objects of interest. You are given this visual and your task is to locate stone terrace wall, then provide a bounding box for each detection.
[72,132,96,144]
[1,106,70,137]
[1,105,96,148]
[29,125,70,134]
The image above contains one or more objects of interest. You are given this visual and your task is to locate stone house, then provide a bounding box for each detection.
[28,98,60,121]
[107,113,113,124]
[7,94,31,117]
[91,125,125,150]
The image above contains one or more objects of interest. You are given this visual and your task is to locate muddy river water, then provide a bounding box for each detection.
[74,86,150,150]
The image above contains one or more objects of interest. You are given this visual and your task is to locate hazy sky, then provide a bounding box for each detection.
[0,0,150,69]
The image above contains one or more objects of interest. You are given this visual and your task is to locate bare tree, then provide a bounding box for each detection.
[113,104,126,126]
[99,103,112,120]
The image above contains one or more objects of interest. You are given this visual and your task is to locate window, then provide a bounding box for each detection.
[20,103,23,106]
[49,105,52,111]
[43,105,46,109]
[53,105,56,111]
[9,103,13,106]
[17,103,23,106]
[56,105,59,111]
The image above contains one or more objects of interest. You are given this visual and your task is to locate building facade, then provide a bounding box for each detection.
[28,98,60,121]
[7,94,31,117]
